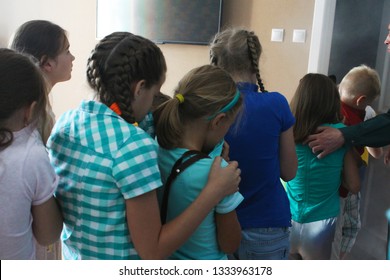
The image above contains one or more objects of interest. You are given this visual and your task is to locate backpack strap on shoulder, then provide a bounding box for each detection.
[160,150,210,224]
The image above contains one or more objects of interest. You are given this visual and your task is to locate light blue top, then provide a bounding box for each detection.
[286,123,346,223]
[47,100,161,259]
[158,142,244,259]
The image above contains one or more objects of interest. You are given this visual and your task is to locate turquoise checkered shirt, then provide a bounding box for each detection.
[47,100,161,259]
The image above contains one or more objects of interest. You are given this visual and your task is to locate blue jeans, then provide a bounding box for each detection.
[230,227,290,260]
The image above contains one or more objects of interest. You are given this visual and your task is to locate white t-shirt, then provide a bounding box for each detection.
[365,105,376,121]
[0,125,58,259]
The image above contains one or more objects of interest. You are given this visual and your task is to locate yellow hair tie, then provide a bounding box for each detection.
[175,94,184,104]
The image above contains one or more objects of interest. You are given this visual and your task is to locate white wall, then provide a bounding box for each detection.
[0,0,211,118]
[0,0,315,118]
[0,0,98,118]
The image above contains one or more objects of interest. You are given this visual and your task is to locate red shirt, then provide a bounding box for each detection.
[339,102,366,197]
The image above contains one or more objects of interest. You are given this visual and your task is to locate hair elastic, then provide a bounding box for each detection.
[175,94,184,104]
[109,102,122,115]
[207,89,241,120]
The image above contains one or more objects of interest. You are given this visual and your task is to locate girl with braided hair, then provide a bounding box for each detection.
[209,28,297,259]
[47,32,241,260]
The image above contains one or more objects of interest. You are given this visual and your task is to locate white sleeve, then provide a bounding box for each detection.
[24,144,58,206]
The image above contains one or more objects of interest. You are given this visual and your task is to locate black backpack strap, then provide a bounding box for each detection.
[160,150,210,224]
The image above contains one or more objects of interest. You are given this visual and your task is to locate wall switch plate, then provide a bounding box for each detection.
[271,29,284,42]
[293,29,306,43]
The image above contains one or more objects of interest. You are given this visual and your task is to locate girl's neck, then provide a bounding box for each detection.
[2,108,28,132]
[231,72,257,84]
[179,121,208,152]
[45,78,54,93]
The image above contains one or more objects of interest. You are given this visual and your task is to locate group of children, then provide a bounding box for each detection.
[0,19,388,260]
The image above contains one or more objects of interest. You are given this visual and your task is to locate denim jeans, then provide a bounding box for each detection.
[230,227,290,260]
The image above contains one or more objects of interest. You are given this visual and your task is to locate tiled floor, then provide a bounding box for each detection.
[346,149,390,260]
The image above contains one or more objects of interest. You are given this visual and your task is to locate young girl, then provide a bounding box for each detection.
[47,32,241,260]
[287,73,360,260]
[154,65,243,259]
[0,48,63,259]
[10,20,75,143]
[10,19,75,260]
[209,28,297,260]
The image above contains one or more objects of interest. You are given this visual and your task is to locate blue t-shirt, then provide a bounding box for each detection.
[225,82,295,229]
[286,123,347,223]
[158,142,243,259]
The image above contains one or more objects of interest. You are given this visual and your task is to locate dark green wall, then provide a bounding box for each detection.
[328,0,385,83]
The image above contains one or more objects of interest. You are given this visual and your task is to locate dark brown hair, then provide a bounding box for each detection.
[0,48,48,148]
[290,73,342,143]
[10,20,68,66]
[86,32,167,124]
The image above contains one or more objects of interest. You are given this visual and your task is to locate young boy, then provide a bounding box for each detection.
[331,65,383,259]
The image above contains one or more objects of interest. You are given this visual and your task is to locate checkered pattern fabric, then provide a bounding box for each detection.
[47,100,161,259]
[340,192,361,253]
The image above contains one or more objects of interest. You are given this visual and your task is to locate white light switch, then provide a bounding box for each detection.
[293,29,306,43]
[271,29,284,42]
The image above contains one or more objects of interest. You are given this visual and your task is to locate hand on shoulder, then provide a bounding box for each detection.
[304,126,344,159]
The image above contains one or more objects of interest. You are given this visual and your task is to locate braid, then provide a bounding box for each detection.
[86,55,105,99]
[107,49,138,123]
[86,32,130,105]
[100,34,167,124]
[247,32,267,92]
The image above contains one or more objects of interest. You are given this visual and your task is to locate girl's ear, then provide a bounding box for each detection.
[133,80,146,99]
[209,113,226,130]
[24,101,37,126]
[41,56,54,73]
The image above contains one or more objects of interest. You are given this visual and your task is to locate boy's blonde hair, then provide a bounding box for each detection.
[339,65,381,103]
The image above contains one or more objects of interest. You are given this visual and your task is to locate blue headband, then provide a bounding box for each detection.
[207,89,241,120]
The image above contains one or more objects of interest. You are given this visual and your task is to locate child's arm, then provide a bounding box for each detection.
[367,146,383,159]
[126,157,241,260]
[279,127,297,181]
[216,211,241,254]
[341,149,361,194]
[31,197,63,246]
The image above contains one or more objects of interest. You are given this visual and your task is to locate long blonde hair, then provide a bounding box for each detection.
[209,28,266,92]
[154,65,242,149]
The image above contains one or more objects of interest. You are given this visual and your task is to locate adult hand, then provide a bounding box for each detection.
[207,156,241,197]
[305,126,345,159]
